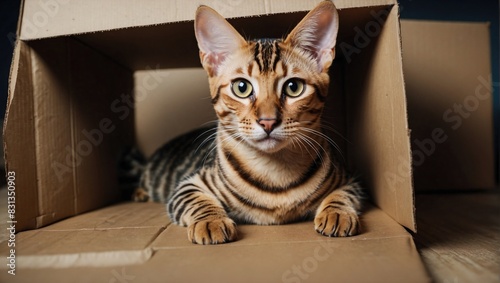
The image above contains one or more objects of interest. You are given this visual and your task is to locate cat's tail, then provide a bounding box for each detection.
[118,147,147,201]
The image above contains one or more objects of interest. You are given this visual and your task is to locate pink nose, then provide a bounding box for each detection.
[258,118,278,134]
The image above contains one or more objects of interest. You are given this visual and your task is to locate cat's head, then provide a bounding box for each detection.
[195,1,338,153]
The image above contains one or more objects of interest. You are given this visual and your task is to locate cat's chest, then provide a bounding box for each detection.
[212,167,325,224]
[227,196,315,225]
[208,142,333,224]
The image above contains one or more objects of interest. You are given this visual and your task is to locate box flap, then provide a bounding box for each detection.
[3,41,38,231]
[0,202,429,282]
[0,202,170,268]
[6,36,134,230]
[10,229,159,268]
[29,38,76,227]
[20,0,397,40]
[401,20,495,191]
[346,7,415,231]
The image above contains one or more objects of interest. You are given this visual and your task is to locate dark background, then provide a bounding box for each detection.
[1,1,20,116]
[0,0,498,183]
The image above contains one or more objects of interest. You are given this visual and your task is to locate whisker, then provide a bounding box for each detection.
[318,120,352,145]
[296,132,324,165]
[202,140,218,167]
[201,127,237,166]
[298,123,346,164]
[296,130,337,171]
[199,120,219,127]
[194,128,218,153]
[292,135,315,161]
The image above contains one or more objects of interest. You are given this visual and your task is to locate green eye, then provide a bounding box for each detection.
[284,79,305,97]
[231,79,253,98]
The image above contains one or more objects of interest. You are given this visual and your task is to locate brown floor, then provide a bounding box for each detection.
[414,192,500,283]
[1,187,499,282]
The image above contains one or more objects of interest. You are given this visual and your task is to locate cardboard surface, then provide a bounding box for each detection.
[4,1,497,281]
[0,202,169,269]
[3,41,38,231]
[134,68,215,157]
[6,0,417,232]
[74,5,401,70]
[0,202,429,282]
[401,20,495,191]
[20,0,397,40]
[3,1,430,281]
[346,6,414,231]
[5,37,135,230]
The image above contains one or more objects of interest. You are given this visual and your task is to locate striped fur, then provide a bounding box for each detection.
[132,1,363,244]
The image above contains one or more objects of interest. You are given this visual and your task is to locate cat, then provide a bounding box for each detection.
[125,0,363,245]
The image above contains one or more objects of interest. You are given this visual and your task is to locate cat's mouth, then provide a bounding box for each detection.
[257,135,278,142]
[252,135,286,153]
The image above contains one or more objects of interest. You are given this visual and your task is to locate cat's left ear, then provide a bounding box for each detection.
[195,6,247,76]
[285,1,339,72]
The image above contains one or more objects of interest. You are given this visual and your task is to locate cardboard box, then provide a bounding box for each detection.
[1,0,431,281]
[400,20,496,191]
[1,203,429,282]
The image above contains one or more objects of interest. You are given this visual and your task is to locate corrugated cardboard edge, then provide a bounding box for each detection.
[17,249,154,269]
[386,4,415,232]
[394,6,417,232]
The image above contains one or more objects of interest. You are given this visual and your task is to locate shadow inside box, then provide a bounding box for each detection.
[412,191,500,281]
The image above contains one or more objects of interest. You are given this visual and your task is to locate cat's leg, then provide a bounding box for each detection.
[314,183,362,237]
[167,174,237,245]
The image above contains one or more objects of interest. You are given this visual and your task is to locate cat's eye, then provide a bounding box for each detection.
[231,79,254,98]
[283,79,305,98]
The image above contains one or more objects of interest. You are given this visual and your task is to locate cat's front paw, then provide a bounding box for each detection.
[314,208,359,237]
[187,217,238,245]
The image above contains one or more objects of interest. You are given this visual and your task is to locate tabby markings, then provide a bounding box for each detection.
[223,149,325,193]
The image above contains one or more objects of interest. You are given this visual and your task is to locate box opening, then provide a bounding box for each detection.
[5,4,415,232]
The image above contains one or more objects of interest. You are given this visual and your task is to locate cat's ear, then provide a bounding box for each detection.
[285,1,339,72]
[195,6,247,76]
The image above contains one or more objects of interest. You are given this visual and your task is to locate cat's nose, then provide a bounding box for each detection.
[258,118,279,135]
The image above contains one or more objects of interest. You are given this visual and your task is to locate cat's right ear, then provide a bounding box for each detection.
[195,6,246,76]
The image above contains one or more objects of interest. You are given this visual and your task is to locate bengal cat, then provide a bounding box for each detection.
[128,0,362,245]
